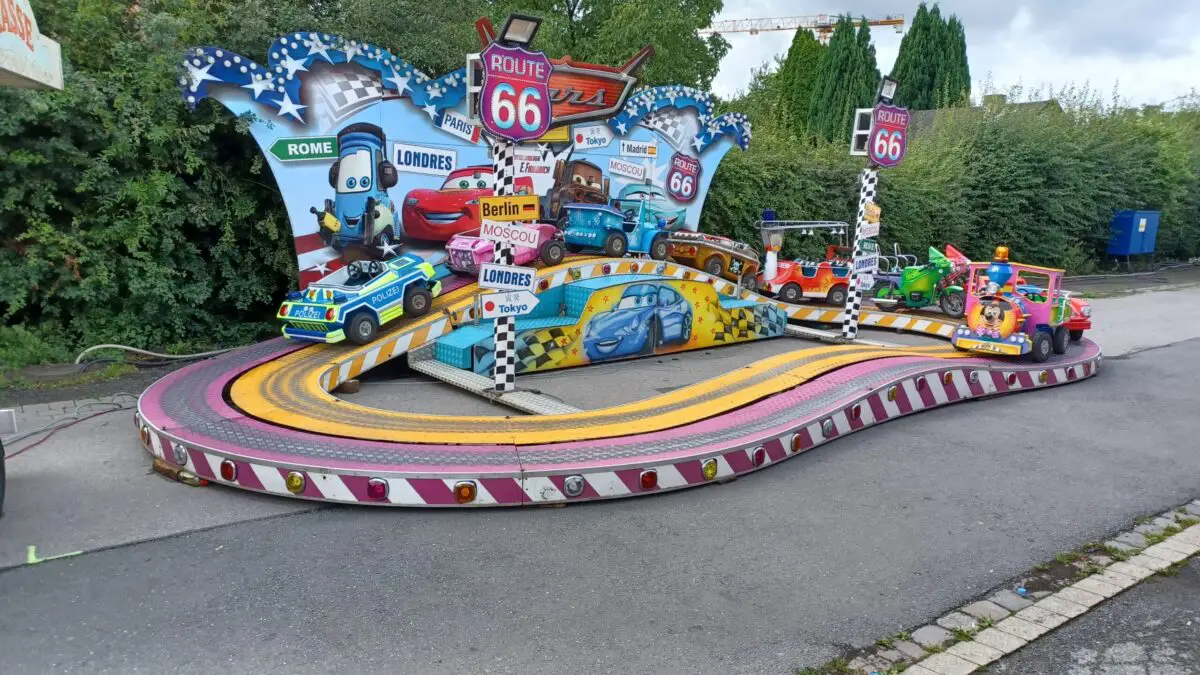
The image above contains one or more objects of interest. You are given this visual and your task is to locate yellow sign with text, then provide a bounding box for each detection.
[479,194,541,222]
[865,202,881,224]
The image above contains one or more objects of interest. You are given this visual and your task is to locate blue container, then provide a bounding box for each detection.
[1107,210,1160,256]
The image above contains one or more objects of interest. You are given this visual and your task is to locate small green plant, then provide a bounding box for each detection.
[1074,564,1104,579]
[952,627,975,642]
[1055,551,1084,564]
[1179,517,1199,528]
[796,658,850,675]
[876,637,894,649]
[926,644,945,654]
[1105,545,1132,561]
[978,616,996,629]
[1135,515,1154,525]
[894,631,911,641]
[1143,531,1169,546]
[1157,561,1187,577]
[885,664,908,674]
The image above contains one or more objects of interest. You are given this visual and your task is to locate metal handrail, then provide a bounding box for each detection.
[756,220,850,230]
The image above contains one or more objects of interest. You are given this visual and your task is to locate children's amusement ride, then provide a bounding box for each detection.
[141,15,1102,508]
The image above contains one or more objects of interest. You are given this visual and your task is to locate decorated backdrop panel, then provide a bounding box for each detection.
[181,33,751,288]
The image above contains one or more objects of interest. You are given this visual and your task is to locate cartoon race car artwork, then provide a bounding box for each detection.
[277,253,441,345]
[445,222,566,274]
[614,183,688,231]
[544,159,610,226]
[401,166,535,242]
[758,259,853,306]
[310,123,401,252]
[582,283,692,362]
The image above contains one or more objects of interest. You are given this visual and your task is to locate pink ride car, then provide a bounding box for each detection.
[445,222,567,274]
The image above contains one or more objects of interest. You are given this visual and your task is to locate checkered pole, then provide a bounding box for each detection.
[840,168,879,340]
[490,138,518,392]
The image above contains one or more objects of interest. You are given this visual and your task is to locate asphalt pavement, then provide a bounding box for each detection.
[991,558,1200,674]
[1,288,1200,674]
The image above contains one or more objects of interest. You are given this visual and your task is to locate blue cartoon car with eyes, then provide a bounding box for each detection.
[310,123,401,252]
[614,182,688,231]
[278,253,441,345]
[583,283,692,362]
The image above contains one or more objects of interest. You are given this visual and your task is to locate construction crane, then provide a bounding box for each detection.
[699,14,905,43]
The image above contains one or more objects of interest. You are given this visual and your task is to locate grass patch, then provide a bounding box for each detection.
[797,658,849,675]
[0,363,137,391]
[1178,517,1199,529]
[1157,561,1187,577]
[977,616,996,629]
[952,627,975,642]
[925,644,944,654]
[1105,545,1132,561]
[1134,515,1155,525]
[894,631,911,642]
[1074,563,1104,579]
[1143,531,1170,546]
[875,637,894,649]
[1055,551,1086,565]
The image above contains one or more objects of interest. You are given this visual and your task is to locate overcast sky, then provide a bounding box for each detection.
[711,1,1199,107]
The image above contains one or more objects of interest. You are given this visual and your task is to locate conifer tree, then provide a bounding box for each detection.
[775,28,825,135]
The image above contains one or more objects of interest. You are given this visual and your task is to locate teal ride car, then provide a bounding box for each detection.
[277,253,441,345]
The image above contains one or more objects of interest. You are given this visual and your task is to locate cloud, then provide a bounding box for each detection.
[710,1,1198,106]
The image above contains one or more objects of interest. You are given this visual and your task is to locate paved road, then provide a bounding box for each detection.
[992,558,1200,674]
[2,289,1200,674]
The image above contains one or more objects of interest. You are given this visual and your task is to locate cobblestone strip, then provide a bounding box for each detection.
[2,396,136,438]
[814,499,1200,675]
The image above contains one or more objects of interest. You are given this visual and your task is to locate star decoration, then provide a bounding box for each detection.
[616,120,628,135]
[691,136,704,152]
[275,92,307,121]
[242,76,275,99]
[377,240,400,257]
[310,261,330,275]
[280,54,308,78]
[342,42,362,60]
[385,68,410,94]
[184,60,221,91]
[422,103,438,119]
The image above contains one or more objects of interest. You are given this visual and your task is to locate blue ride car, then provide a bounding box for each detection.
[583,283,692,362]
[278,253,441,345]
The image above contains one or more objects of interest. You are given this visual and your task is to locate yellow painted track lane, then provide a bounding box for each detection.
[233,342,969,445]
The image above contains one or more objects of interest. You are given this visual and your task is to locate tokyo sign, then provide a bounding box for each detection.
[479,42,553,142]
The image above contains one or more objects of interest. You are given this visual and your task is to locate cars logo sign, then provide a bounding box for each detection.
[868,104,910,169]
[480,42,553,143]
[666,153,701,203]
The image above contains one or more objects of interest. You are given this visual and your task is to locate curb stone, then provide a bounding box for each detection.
[797,498,1200,674]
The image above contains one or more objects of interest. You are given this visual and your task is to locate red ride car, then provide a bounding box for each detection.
[1064,292,1092,341]
[401,167,534,242]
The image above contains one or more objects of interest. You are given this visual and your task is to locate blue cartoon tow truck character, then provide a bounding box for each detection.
[277,253,441,345]
[562,200,670,259]
[583,283,692,362]
[310,123,401,252]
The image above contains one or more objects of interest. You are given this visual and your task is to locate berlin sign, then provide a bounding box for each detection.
[479,42,553,142]
[868,104,910,169]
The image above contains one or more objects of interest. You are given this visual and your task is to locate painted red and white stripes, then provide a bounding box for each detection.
[134,356,1100,507]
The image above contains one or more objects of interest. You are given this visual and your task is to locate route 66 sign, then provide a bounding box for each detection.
[480,42,553,142]
[666,152,701,203]
[868,103,910,169]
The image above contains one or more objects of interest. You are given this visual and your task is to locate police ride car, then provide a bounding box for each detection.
[277,253,442,345]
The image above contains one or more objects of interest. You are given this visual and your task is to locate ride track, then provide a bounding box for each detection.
[135,258,1103,507]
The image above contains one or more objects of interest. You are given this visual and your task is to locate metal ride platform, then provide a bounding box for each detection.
[134,258,1103,507]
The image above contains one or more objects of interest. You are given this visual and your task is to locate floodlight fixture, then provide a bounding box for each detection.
[499,14,542,47]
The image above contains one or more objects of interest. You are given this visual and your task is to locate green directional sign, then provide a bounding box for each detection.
[268,136,338,162]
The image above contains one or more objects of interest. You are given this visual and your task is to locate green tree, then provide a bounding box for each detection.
[890,2,970,110]
[807,15,877,142]
[775,28,824,135]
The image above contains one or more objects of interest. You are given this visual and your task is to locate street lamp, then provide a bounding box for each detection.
[877,76,898,105]
[498,14,542,47]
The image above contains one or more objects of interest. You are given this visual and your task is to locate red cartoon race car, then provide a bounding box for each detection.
[401,166,534,242]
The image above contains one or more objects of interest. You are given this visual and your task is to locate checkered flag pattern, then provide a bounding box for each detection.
[310,67,391,130]
[639,108,696,153]
[841,168,879,340]
[489,138,519,392]
[515,327,577,372]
